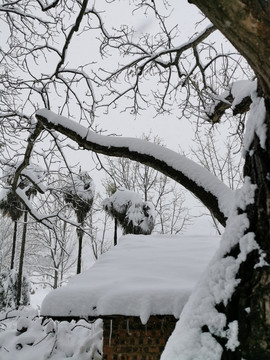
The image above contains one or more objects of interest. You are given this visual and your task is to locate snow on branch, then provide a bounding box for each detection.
[206,80,256,124]
[35,109,233,226]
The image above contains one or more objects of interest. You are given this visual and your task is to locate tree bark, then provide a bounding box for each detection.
[76,227,83,274]
[114,219,118,246]
[241,98,270,357]
[53,269,58,289]
[10,221,17,270]
[16,210,28,308]
[230,100,270,359]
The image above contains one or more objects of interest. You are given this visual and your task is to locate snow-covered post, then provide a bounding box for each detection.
[103,188,156,237]
[64,171,95,274]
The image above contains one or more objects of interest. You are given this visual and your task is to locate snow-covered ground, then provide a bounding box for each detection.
[0,286,102,360]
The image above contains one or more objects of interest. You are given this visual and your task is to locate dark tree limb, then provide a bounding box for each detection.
[35,110,232,227]
[207,93,252,124]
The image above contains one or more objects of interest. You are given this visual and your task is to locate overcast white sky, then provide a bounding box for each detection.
[61,0,224,236]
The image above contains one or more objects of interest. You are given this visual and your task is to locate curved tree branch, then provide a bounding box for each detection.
[35,109,234,227]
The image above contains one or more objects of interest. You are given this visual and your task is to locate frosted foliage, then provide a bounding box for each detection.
[17,317,30,332]
[103,188,156,234]
[64,171,95,222]
[2,162,45,186]
[0,308,103,360]
[0,270,30,310]
[0,188,8,202]
[65,171,95,203]
[103,189,144,213]
[161,177,265,360]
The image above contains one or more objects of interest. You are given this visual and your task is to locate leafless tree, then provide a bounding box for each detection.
[190,127,243,233]
[29,223,77,289]
[63,171,95,274]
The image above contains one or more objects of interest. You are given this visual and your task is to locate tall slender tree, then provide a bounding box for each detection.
[64,171,95,274]
[0,191,23,270]
[16,165,44,308]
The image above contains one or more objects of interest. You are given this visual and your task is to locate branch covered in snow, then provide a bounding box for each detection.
[35,109,233,226]
[206,80,256,124]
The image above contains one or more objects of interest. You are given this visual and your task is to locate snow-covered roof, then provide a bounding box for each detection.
[41,235,220,324]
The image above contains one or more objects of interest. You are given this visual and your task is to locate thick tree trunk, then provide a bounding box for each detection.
[10,220,17,270]
[16,210,28,308]
[241,98,270,357]
[210,98,270,359]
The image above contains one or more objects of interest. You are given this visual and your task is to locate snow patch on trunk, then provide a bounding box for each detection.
[161,177,263,360]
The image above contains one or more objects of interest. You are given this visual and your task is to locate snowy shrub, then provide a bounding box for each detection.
[103,188,156,235]
[0,308,103,360]
[64,171,95,219]
[0,270,30,310]
[0,190,24,221]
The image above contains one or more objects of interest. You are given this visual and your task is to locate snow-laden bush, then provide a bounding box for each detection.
[103,188,156,235]
[63,171,95,219]
[0,308,103,360]
[0,270,30,310]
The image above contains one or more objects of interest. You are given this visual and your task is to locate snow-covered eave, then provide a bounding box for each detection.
[41,312,178,325]
[41,235,220,324]
[35,109,233,226]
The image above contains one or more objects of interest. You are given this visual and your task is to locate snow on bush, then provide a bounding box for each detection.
[0,308,102,360]
[0,270,30,310]
[103,188,156,235]
[64,171,95,212]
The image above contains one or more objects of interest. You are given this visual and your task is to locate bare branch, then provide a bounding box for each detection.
[36,109,234,226]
